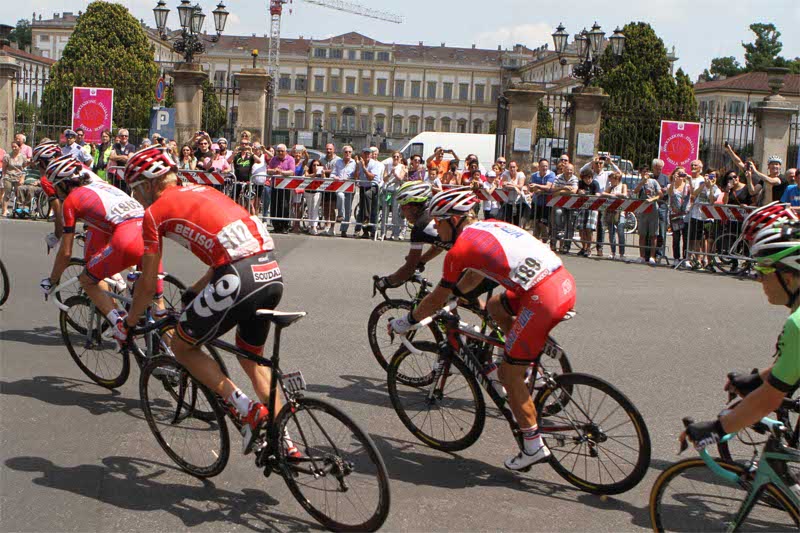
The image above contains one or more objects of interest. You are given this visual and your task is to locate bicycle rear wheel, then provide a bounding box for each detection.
[60,295,130,389]
[367,299,443,372]
[388,349,485,452]
[0,258,8,306]
[650,457,800,531]
[275,396,391,532]
[139,355,230,478]
[533,372,651,495]
[159,274,186,311]
[37,191,52,219]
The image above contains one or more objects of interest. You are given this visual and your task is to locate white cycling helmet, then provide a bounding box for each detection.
[750,221,800,272]
[396,180,432,207]
[740,202,798,244]
[45,155,85,187]
[428,187,480,218]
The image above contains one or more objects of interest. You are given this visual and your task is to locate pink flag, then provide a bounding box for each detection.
[72,87,114,143]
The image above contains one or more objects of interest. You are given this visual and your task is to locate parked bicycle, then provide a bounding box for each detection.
[135,309,391,531]
[649,416,800,531]
[368,273,572,384]
[387,301,651,495]
[50,268,185,389]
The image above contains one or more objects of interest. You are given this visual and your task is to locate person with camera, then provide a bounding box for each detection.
[725,142,789,206]
[266,144,296,234]
[632,168,662,265]
[232,140,262,212]
[688,161,722,270]
[426,146,460,176]
[580,154,621,257]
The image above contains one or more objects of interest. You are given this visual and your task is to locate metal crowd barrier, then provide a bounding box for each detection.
[680,203,755,274]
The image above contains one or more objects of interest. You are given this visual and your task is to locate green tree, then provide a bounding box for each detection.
[536,100,555,140]
[594,22,698,168]
[699,56,743,82]
[743,23,783,71]
[9,19,32,50]
[39,1,159,139]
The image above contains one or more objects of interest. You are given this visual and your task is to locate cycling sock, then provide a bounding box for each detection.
[106,308,123,324]
[521,425,544,454]
[229,389,252,417]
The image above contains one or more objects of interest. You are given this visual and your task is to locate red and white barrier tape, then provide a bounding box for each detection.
[697,204,752,222]
[272,177,357,193]
[546,195,656,214]
[108,167,229,185]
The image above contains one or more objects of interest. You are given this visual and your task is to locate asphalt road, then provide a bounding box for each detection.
[0,217,788,532]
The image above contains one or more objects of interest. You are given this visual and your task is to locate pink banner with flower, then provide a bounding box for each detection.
[72,87,114,143]
[658,120,701,175]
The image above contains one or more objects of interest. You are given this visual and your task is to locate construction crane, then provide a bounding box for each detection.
[266,0,403,142]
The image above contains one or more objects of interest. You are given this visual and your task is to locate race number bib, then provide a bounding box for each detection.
[511,257,546,291]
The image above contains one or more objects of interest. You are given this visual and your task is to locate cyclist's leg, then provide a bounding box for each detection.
[80,228,118,317]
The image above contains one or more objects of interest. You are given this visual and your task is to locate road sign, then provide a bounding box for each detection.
[155,77,166,103]
[150,107,175,141]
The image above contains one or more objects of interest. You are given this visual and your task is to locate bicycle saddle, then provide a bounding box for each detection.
[256,309,307,328]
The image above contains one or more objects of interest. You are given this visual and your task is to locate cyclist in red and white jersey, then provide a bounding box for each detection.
[119,147,295,456]
[390,187,577,470]
[41,155,154,333]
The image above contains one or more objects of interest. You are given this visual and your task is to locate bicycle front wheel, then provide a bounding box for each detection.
[275,397,391,532]
[56,258,87,307]
[367,299,443,372]
[387,349,485,452]
[60,295,130,389]
[534,372,651,495]
[37,191,52,219]
[650,457,800,531]
[139,355,230,478]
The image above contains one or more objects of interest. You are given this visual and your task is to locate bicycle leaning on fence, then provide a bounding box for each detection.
[386,300,652,495]
[649,416,800,531]
[132,309,391,532]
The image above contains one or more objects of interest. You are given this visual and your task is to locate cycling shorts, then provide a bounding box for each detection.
[83,222,164,296]
[176,252,283,354]
[500,267,576,365]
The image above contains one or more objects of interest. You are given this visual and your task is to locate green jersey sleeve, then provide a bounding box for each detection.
[768,309,800,393]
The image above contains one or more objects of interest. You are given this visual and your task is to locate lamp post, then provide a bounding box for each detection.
[153,0,229,64]
[552,22,625,87]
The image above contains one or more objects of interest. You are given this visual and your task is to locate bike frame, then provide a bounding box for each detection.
[402,303,574,450]
[696,418,800,530]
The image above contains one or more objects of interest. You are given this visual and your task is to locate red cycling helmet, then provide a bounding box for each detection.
[31,141,62,167]
[124,146,177,188]
[740,201,798,244]
[45,155,85,187]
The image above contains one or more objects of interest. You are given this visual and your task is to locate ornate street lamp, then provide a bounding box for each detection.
[552,22,625,87]
[154,0,228,64]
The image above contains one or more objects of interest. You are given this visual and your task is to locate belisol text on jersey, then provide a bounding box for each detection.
[169,223,216,250]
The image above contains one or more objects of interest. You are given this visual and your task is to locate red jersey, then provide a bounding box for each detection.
[62,180,144,234]
[442,220,563,294]
[142,184,274,267]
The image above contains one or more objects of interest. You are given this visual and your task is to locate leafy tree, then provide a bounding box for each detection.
[40,1,159,138]
[9,19,32,50]
[699,56,743,82]
[594,22,698,168]
[743,23,783,72]
[536,100,555,140]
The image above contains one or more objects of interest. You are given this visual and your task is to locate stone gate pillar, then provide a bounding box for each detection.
[170,63,206,145]
[501,83,547,174]
[750,69,798,171]
[567,86,608,169]
[234,68,269,143]
[0,53,20,153]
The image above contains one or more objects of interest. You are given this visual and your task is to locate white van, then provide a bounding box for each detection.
[382,132,496,171]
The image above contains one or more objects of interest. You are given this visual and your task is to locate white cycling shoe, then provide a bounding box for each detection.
[504,445,551,471]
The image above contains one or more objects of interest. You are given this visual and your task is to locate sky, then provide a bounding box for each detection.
[5,0,800,80]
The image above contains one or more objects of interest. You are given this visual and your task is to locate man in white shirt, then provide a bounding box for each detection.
[332,145,357,237]
[500,160,526,226]
[355,147,385,239]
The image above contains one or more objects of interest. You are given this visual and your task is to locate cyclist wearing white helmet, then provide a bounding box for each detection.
[31,140,70,247]
[375,181,449,289]
[683,217,800,450]
[390,187,577,471]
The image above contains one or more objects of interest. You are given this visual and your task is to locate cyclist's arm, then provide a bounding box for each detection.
[387,247,422,286]
[188,267,215,295]
[409,284,453,323]
[124,252,162,328]
[718,380,786,435]
[51,199,64,239]
[419,245,444,266]
[454,270,485,295]
[48,232,74,282]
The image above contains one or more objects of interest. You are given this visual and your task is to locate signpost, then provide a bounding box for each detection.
[150,108,176,141]
[72,87,114,143]
[155,77,166,104]
[658,120,701,175]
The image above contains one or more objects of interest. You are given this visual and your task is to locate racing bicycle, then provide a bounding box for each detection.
[649,417,800,531]
[135,309,391,531]
[387,302,652,495]
[50,268,185,389]
[368,273,573,383]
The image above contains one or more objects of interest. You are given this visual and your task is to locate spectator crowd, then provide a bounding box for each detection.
[3,128,798,273]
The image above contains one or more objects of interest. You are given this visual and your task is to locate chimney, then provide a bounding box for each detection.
[497,45,501,51]
[418,41,423,46]
[440,42,445,47]
[471,44,476,49]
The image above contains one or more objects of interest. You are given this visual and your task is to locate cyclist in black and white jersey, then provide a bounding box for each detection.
[375,181,449,291]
